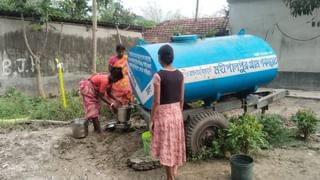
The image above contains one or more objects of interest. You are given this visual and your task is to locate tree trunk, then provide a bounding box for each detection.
[35,56,46,98]
[116,25,122,44]
[195,0,199,22]
[21,13,46,98]
[92,0,97,73]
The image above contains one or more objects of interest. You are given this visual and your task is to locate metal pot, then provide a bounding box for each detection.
[71,118,88,139]
[117,105,132,123]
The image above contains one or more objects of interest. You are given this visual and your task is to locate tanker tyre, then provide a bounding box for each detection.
[185,110,228,155]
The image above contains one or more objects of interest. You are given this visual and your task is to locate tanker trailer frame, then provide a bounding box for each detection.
[135,89,287,154]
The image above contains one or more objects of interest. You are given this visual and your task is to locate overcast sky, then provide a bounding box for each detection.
[121,0,228,18]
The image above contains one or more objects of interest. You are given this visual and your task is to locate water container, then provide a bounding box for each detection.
[128,34,278,110]
[142,131,152,156]
[71,118,88,139]
[230,154,254,180]
[117,105,132,123]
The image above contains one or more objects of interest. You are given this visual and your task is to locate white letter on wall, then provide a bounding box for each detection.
[16,58,26,73]
[2,59,12,76]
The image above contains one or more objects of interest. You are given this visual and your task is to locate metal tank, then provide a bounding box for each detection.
[128,34,278,110]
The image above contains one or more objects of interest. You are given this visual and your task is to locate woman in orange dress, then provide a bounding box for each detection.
[108,44,132,105]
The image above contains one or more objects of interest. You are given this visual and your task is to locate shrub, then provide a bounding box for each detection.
[226,114,267,154]
[260,114,294,147]
[292,109,318,140]
[189,115,268,159]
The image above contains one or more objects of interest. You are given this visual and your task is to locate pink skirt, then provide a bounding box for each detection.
[151,102,186,167]
[79,80,101,119]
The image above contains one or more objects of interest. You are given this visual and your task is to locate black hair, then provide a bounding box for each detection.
[158,44,174,65]
[109,67,123,83]
[116,44,126,52]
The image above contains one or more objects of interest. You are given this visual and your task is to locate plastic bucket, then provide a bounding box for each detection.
[142,131,152,156]
[230,154,254,180]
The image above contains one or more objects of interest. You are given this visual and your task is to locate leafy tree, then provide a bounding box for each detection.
[142,2,163,23]
[5,0,56,98]
[98,0,136,25]
[165,10,186,20]
[283,0,320,17]
[54,0,91,19]
[141,2,185,23]
[0,0,14,11]
[134,16,157,28]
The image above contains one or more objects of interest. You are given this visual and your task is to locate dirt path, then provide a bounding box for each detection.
[1,97,320,180]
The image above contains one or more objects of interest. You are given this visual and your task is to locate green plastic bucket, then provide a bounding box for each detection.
[230,154,254,180]
[142,131,151,156]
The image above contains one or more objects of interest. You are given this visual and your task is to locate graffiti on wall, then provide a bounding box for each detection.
[0,50,35,77]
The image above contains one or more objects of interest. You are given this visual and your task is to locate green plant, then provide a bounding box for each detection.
[292,109,318,140]
[205,28,217,38]
[188,129,227,161]
[260,114,294,147]
[211,129,228,158]
[226,114,267,155]
[172,26,186,36]
[188,146,214,161]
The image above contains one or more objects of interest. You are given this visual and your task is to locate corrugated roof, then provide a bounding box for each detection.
[142,17,229,43]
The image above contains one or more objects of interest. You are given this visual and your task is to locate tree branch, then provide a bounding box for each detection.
[39,22,49,56]
[116,25,122,44]
[57,22,64,57]
[124,24,131,31]
[21,13,37,58]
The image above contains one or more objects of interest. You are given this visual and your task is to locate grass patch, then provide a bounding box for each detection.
[0,88,33,119]
[0,88,85,121]
[30,94,84,120]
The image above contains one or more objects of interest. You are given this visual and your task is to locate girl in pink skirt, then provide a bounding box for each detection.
[150,44,186,180]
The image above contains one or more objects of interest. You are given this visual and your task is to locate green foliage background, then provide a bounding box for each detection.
[0,0,156,28]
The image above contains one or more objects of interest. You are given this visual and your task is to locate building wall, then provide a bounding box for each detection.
[228,0,320,90]
[0,17,141,96]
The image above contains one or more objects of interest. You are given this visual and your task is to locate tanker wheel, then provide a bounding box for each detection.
[185,110,228,155]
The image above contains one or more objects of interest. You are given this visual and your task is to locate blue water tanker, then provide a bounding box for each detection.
[127,34,278,110]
